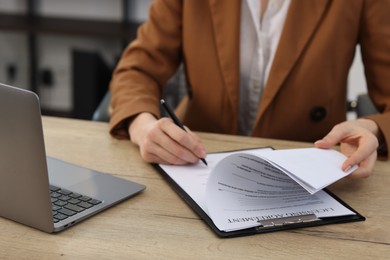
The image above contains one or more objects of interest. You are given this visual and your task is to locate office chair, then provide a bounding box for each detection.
[92,91,112,122]
[355,93,378,117]
[348,93,378,118]
[91,65,188,122]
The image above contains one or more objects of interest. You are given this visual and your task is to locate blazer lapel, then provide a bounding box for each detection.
[257,0,330,116]
[208,0,241,115]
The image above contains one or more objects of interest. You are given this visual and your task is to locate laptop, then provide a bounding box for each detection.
[0,83,145,233]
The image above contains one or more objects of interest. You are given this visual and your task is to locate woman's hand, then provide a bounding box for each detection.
[315,119,379,178]
[128,112,207,165]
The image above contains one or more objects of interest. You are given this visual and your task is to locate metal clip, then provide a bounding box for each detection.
[258,214,319,228]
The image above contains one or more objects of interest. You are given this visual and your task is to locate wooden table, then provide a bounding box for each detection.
[1,116,389,259]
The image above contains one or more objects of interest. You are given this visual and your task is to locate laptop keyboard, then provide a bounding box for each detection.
[50,185,102,223]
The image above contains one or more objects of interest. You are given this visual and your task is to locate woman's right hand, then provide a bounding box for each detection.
[128,112,207,165]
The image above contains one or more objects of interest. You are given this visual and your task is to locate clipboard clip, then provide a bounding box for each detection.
[257,214,320,228]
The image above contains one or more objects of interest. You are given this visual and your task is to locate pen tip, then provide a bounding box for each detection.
[160,99,165,104]
[201,158,208,166]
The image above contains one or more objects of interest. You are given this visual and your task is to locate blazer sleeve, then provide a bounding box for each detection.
[359,0,390,158]
[109,0,183,139]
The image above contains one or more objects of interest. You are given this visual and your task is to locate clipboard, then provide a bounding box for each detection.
[152,147,365,238]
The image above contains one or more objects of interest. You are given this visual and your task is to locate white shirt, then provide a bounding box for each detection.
[238,0,291,135]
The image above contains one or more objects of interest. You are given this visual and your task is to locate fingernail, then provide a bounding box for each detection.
[343,165,352,172]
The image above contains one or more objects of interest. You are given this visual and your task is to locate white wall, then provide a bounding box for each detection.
[128,0,152,22]
[348,46,367,99]
[0,1,28,89]
[0,0,26,13]
[38,0,151,22]
[347,46,367,119]
[0,32,29,90]
[0,0,152,21]
[39,0,122,21]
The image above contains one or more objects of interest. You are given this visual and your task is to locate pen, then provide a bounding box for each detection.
[160,99,208,166]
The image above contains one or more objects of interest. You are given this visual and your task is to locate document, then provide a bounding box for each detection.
[206,152,355,231]
[157,147,363,235]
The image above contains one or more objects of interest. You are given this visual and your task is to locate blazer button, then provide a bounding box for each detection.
[310,107,326,122]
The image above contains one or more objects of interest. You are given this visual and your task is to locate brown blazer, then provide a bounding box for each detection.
[109,0,390,155]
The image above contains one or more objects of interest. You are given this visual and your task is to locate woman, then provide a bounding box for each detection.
[109,0,390,178]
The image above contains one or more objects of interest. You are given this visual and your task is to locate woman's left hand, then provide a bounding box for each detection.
[315,119,379,178]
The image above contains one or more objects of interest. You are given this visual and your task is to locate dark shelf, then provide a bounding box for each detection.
[0,13,139,39]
